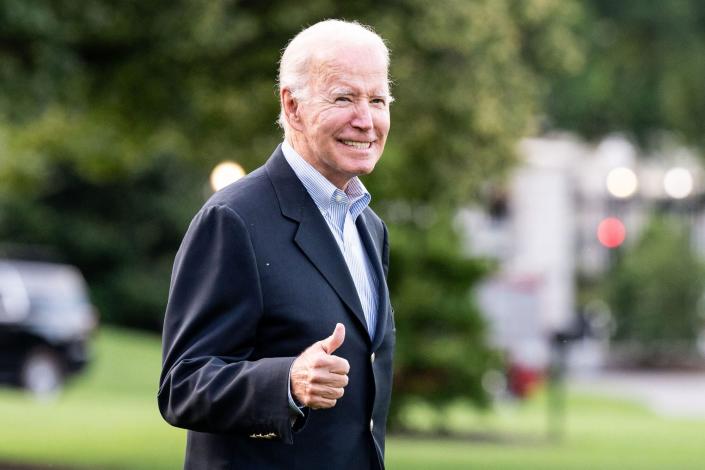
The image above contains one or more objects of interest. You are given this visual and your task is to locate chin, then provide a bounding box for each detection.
[352,163,377,177]
[350,154,381,173]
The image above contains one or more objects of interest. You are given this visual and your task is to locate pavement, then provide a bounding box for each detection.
[569,370,705,418]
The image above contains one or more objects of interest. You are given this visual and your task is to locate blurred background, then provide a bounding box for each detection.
[1,0,705,468]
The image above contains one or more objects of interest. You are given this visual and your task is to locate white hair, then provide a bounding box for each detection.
[277,19,391,134]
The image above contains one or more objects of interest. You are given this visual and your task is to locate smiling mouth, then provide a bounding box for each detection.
[340,140,372,150]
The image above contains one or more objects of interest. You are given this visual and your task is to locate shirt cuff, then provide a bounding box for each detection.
[287,365,305,419]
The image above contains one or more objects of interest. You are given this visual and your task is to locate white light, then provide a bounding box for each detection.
[606,167,638,198]
[663,167,693,199]
[210,161,246,192]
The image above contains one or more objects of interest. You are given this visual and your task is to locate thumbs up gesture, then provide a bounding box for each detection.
[290,323,350,409]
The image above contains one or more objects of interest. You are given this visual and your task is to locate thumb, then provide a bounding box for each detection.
[320,323,345,354]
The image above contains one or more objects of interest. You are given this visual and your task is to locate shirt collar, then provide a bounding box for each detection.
[281,140,371,220]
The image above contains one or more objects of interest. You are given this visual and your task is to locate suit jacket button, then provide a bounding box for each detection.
[370,352,376,364]
[370,419,374,432]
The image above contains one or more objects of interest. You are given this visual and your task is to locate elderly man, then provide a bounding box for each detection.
[158,19,395,469]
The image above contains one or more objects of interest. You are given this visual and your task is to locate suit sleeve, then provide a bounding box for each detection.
[158,204,300,443]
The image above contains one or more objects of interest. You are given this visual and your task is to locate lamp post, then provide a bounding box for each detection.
[603,165,636,264]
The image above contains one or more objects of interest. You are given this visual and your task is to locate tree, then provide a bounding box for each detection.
[0,0,585,423]
[545,0,705,148]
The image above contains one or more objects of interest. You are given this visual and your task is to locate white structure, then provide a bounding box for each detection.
[459,136,586,369]
[459,134,704,371]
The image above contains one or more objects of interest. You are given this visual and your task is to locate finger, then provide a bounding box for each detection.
[328,357,350,375]
[311,371,349,388]
[294,382,344,407]
[306,383,345,399]
[326,387,345,400]
[309,398,337,410]
[311,354,349,373]
[320,323,345,354]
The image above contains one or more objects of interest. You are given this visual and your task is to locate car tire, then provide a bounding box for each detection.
[20,348,65,397]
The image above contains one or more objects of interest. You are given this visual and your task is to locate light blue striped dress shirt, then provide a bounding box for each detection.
[281,140,379,339]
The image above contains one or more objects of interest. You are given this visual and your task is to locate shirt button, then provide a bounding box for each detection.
[371,352,376,364]
[370,419,374,432]
[335,195,344,203]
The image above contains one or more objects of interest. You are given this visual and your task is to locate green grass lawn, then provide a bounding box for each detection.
[0,328,184,470]
[1,327,704,469]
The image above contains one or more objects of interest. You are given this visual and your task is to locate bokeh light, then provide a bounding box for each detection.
[663,167,693,199]
[597,217,626,249]
[606,167,638,198]
[210,161,246,192]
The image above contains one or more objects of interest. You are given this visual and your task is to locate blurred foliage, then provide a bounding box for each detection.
[0,0,584,420]
[546,0,705,148]
[386,210,496,424]
[603,215,705,366]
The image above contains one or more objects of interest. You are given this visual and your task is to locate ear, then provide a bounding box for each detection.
[281,88,305,132]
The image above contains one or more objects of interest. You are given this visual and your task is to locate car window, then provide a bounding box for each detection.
[0,263,31,322]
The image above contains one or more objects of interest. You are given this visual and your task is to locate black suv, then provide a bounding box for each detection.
[0,259,97,396]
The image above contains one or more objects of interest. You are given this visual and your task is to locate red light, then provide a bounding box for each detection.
[597,217,626,248]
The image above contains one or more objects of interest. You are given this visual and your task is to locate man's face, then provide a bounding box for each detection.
[292,45,391,189]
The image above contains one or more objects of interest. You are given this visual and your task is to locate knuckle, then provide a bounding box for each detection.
[312,355,328,368]
[312,399,325,409]
[310,371,326,384]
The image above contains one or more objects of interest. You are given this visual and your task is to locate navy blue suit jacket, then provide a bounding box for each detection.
[158,146,395,469]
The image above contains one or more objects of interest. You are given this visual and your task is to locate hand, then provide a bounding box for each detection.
[290,323,350,409]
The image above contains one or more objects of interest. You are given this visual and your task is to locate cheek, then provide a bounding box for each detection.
[318,107,350,128]
[374,111,390,136]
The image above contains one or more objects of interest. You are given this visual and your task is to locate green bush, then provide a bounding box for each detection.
[604,215,705,366]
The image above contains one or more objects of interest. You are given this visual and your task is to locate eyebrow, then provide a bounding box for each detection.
[329,87,390,98]
[330,87,355,96]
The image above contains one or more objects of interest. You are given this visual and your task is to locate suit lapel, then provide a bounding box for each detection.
[356,211,390,351]
[265,147,371,343]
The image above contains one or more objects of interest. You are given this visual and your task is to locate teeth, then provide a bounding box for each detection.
[341,140,371,149]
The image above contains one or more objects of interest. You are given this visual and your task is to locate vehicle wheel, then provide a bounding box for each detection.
[20,348,64,397]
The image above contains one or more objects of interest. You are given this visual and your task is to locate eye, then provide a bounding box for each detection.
[335,96,352,103]
[371,98,387,107]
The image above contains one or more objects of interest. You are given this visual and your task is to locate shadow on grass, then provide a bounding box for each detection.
[0,462,92,470]
[390,429,552,446]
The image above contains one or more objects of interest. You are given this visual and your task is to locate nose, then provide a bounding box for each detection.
[350,101,373,131]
